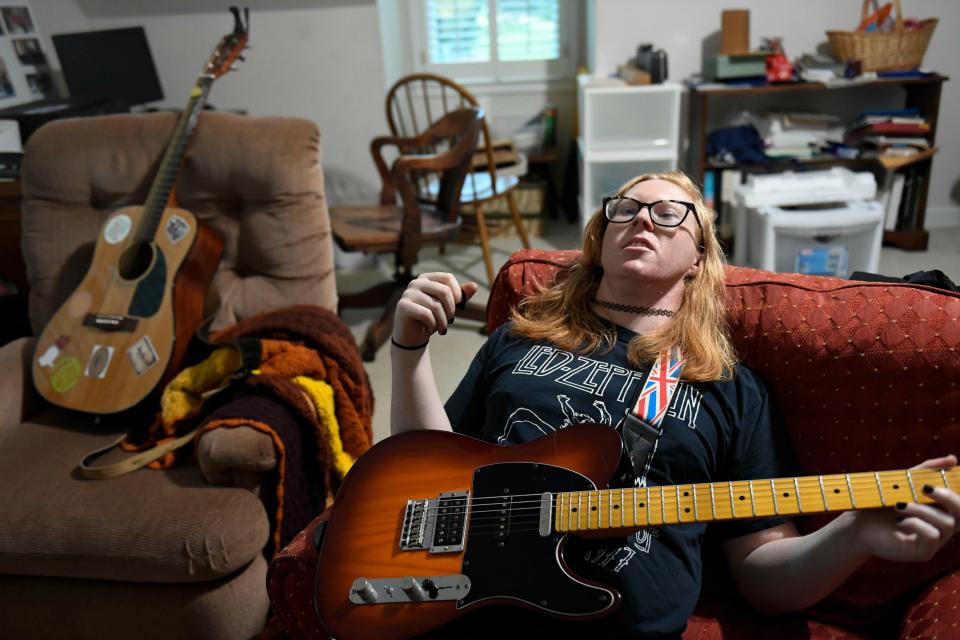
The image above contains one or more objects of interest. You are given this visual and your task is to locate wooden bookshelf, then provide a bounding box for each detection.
[688,75,948,252]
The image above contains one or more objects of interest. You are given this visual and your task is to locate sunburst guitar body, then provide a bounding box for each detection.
[32,206,222,413]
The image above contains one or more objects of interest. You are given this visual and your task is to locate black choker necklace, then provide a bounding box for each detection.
[593,298,675,317]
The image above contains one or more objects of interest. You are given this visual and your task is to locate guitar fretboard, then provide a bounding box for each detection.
[554,468,958,533]
[136,80,213,242]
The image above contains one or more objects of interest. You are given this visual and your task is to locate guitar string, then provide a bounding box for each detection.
[419,495,936,527]
[406,469,951,510]
[415,472,952,531]
[406,476,948,525]
[410,473,948,515]
[404,484,940,537]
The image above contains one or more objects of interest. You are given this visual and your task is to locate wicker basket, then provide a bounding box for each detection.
[826,0,937,72]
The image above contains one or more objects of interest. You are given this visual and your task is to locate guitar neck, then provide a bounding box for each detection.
[137,79,213,241]
[554,467,959,533]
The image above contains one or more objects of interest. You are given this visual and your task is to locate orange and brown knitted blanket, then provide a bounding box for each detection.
[123,304,374,553]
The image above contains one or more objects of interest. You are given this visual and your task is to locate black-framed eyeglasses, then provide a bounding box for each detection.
[602,196,703,233]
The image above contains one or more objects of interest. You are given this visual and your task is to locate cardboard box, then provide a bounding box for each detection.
[721,10,750,55]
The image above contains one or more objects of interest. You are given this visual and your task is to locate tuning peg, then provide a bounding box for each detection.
[237,55,246,62]
[244,44,252,50]
[230,63,241,71]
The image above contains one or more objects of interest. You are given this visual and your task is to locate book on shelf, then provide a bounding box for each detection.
[859,115,928,126]
[894,166,926,231]
[765,145,816,159]
[850,122,930,136]
[857,107,921,119]
[884,172,905,231]
[854,135,930,149]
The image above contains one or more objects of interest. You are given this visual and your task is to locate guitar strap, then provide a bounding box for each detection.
[618,347,685,482]
[80,316,262,480]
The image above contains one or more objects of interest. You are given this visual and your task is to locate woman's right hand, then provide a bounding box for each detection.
[392,273,478,349]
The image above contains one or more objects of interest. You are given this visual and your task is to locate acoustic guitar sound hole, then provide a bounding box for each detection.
[118,241,155,281]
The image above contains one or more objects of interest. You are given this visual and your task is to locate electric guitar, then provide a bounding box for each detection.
[32,8,250,414]
[312,423,957,640]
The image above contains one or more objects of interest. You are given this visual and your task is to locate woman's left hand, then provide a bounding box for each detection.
[852,455,960,562]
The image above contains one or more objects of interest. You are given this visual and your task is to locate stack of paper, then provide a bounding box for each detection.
[753,111,844,159]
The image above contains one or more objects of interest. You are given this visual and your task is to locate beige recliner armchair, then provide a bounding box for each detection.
[0,112,336,639]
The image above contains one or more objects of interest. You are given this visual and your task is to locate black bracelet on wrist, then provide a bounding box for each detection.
[390,336,430,351]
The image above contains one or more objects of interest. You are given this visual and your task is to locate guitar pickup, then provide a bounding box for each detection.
[83,314,139,333]
[400,491,469,554]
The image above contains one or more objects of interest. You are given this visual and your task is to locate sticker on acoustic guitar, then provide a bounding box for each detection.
[103,214,132,245]
[164,215,190,245]
[127,336,159,376]
[85,345,115,379]
[50,356,81,393]
[37,335,70,368]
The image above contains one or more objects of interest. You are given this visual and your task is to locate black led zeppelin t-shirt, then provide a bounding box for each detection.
[444,323,794,638]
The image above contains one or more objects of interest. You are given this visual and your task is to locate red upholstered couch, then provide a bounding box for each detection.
[270,249,960,639]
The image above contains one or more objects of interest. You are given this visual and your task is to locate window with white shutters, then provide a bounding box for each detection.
[414,0,573,82]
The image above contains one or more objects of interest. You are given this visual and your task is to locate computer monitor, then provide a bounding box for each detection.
[52,26,164,107]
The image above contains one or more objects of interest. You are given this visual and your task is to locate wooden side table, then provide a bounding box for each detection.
[524,144,568,221]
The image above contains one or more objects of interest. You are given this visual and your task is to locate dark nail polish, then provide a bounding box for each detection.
[923,484,934,495]
[896,502,907,510]
[448,317,455,324]
[439,328,447,335]
[457,295,468,310]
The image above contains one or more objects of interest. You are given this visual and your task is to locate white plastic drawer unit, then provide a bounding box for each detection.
[748,201,885,277]
[578,153,677,218]
[579,78,681,152]
[732,168,881,270]
[577,77,681,225]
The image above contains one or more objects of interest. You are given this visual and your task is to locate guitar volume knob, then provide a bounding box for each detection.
[400,576,425,601]
[351,577,378,603]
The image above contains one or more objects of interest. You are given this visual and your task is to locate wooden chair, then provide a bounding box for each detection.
[386,73,532,286]
[331,107,484,361]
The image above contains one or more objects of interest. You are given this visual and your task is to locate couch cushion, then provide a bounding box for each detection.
[19,112,337,335]
[0,553,269,640]
[0,407,270,583]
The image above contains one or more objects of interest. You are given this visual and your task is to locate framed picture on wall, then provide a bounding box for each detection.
[12,37,43,64]
[0,1,47,107]
[0,56,15,98]
[25,70,48,96]
[2,6,34,36]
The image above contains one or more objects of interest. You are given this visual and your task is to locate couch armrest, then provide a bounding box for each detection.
[0,337,40,428]
[197,424,277,494]
[899,569,960,639]
[268,511,329,639]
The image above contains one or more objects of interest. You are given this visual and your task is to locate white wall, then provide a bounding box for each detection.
[31,0,387,205]
[24,0,960,225]
[590,0,960,225]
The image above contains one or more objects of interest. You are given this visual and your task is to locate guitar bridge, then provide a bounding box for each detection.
[83,313,138,333]
[400,491,469,553]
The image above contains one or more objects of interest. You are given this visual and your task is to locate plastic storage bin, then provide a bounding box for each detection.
[578,77,680,152]
[578,77,680,225]
[748,201,885,276]
[732,168,879,273]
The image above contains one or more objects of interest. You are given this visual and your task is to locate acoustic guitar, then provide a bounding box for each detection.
[312,423,957,640]
[32,8,249,414]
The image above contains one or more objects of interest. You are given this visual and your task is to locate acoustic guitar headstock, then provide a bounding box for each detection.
[203,6,250,79]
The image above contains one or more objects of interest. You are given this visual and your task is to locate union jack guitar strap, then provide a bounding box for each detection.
[619,346,685,481]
